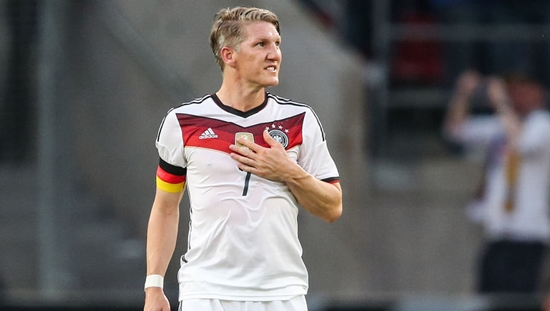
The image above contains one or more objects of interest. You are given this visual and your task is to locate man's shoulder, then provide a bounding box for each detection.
[177,94,213,109]
[532,109,550,120]
[267,93,313,112]
[166,94,213,115]
[529,110,550,132]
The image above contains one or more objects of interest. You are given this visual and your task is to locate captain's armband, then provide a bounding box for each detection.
[156,158,186,193]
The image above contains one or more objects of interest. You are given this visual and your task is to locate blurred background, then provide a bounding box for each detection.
[0,0,549,310]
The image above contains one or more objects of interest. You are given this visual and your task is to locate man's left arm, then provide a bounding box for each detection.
[229,130,342,223]
[284,171,342,223]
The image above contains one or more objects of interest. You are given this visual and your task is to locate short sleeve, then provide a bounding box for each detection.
[517,112,550,156]
[156,109,186,168]
[297,109,339,183]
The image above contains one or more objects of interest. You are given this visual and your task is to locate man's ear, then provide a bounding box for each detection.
[221,46,237,68]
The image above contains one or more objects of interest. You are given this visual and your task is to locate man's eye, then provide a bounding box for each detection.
[256,42,265,47]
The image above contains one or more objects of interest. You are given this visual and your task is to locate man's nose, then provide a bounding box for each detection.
[267,44,281,60]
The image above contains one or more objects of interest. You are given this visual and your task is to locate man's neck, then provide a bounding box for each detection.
[216,83,266,112]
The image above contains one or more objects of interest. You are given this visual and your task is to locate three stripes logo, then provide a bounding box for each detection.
[199,128,218,139]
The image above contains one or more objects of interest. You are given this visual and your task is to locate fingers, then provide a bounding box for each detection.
[230,130,284,152]
[230,142,257,159]
[229,153,258,176]
[230,152,253,166]
[228,130,286,170]
[234,138,256,152]
[228,143,257,171]
[262,129,278,147]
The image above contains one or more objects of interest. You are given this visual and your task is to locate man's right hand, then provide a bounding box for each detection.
[455,70,481,99]
[144,287,171,311]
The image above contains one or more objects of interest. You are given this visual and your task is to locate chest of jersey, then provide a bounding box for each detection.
[176,112,305,154]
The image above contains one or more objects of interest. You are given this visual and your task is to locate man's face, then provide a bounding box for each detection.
[233,21,282,88]
[508,81,544,115]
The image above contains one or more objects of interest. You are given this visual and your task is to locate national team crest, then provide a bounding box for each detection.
[268,129,289,148]
[235,132,254,149]
[266,123,290,148]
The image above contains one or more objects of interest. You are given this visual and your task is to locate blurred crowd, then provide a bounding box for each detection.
[444,70,550,297]
[298,0,550,306]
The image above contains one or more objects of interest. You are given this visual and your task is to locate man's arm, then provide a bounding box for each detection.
[144,188,184,311]
[285,174,342,223]
[486,77,522,148]
[443,70,481,137]
[229,130,342,223]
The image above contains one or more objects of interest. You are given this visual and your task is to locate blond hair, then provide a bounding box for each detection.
[210,7,280,71]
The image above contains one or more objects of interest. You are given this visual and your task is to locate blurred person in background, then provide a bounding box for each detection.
[143,6,342,311]
[443,70,550,294]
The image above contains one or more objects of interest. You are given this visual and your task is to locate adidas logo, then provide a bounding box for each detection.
[199,128,218,139]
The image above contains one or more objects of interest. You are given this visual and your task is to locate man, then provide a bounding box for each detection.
[143,7,342,311]
[444,70,550,294]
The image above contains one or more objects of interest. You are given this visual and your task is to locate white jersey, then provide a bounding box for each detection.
[155,92,340,301]
[456,110,550,242]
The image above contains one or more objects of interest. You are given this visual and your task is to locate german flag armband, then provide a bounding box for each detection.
[156,158,186,193]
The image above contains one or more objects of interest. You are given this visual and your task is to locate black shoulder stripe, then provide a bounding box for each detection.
[156,95,212,142]
[156,107,174,142]
[159,157,186,176]
[268,93,327,141]
[183,94,211,106]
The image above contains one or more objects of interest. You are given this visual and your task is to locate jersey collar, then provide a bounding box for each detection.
[211,92,268,118]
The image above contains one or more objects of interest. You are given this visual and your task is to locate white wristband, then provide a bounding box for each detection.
[144,274,164,290]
